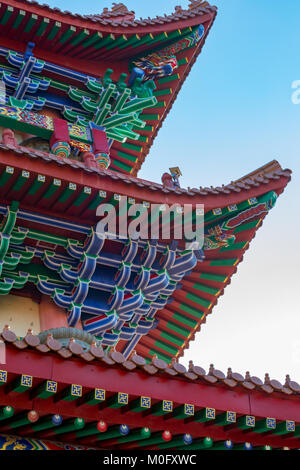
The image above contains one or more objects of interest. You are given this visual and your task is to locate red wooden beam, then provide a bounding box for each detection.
[0,152,291,214]
[1,346,300,422]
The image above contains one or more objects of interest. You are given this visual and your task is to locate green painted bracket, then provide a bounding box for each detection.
[193,407,216,423]
[6,374,33,394]
[0,406,14,420]
[53,418,85,435]
[117,428,151,444]
[77,388,105,406]
[53,384,82,402]
[30,380,58,399]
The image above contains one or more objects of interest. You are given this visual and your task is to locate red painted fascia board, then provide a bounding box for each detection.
[2,0,216,36]
[1,345,300,423]
[0,151,291,213]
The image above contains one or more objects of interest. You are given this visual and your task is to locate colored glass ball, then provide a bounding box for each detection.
[28,410,39,422]
[203,437,213,448]
[183,433,193,445]
[141,427,151,438]
[3,406,13,418]
[162,430,172,441]
[120,424,130,435]
[225,440,233,449]
[97,420,107,432]
[52,414,63,426]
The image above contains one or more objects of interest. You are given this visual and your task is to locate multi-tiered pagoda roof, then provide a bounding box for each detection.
[0,0,295,452]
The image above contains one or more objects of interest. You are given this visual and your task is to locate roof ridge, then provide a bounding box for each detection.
[1,326,299,395]
[235,160,288,183]
[2,0,217,25]
[0,142,292,198]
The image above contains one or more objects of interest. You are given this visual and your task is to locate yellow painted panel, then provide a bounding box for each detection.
[0,295,40,337]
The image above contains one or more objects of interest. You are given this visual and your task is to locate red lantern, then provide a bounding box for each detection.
[162,430,172,441]
[28,410,39,423]
[97,420,107,432]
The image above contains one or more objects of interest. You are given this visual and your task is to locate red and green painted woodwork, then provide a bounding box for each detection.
[106,392,129,409]
[156,433,193,450]
[74,421,107,439]
[0,200,19,276]
[30,380,58,400]
[0,410,39,430]
[0,371,7,387]
[86,424,130,443]
[49,118,71,159]
[252,417,276,433]
[3,414,63,434]
[163,194,269,245]
[0,25,210,175]
[127,396,151,412]
[201,191,277,250]
[0,205,201,357]
[0,103,89,151]
[151,400,173,416]
[49,418,85,436]
[236,415,256,430]
[137,431,173,448]
[0,45,160,170]
[210,440,233,450]
[0,386,295,447]
[290,424,300,438]
[30,415,63,433]
[92,126,110,169]
[0,406,14,421]
[0,433,95,450]
[272,420,296,436]
[170,403,195,420]
[194,407,216,423]
[53,384,82,402]
[131,24,205,82]
[0,0,209,59]
[0,184,279,360]
[78,388,105,406]
[213,411,236,426]
[5,374,33,394]
[114,427,151,445]
[30,380,57,400]
[177,437,213,451]
[232,442,253,451]
[0,162,275,242]
[0,432,282,451]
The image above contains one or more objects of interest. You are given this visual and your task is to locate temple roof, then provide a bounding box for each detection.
[0,141,292,201]
[0,136,292,361]
[1,1,216,28]
[0,327,299,450]
[0,0,217,175]
[0,2,292,364]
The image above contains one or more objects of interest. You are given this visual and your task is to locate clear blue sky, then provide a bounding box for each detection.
[46,0,300,383]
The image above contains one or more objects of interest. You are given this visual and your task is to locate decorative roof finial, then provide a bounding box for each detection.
[264,373,270,384]
[245,371,251,381]
[285,374,291,386]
